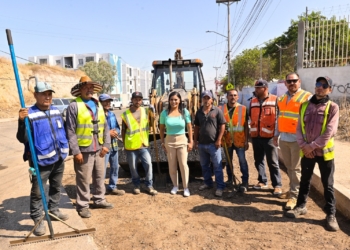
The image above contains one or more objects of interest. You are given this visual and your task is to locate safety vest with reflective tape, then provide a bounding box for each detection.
[300,101,334,161]
[277,90,311,134]
[220,104,246,148]
[27,105,69,166]
[121,107,149,150]
[250,94,277,138]
[75,97,105,146]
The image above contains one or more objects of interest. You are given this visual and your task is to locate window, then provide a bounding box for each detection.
[55,60,61,65]
[78,59,83,65]
[86,56,94,62]
[39,59,47,65]
[130,81,132,85]
[129,68,132,76]
[130,89,132,93]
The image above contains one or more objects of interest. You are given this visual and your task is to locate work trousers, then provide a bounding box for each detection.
[225,144,249,183]
[296,156,336,215]
[104,150,120,191]
[165,134,189,189]
[252,137,282,187]
[279,140,301,198]
[74,151,106,210]
[30,159,64,220]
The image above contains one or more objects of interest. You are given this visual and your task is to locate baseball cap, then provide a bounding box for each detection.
[316,76,333,87]
[99,94,113,102]
[34,82,55,93]
[254,79,268,88]
[132,91,143,99]
[201,90,213,98]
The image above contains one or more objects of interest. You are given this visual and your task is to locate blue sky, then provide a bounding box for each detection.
[1,0,349,90]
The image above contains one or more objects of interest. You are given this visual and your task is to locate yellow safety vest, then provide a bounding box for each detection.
[76,97,105,146]
[300,101,334,161]
[121,107,149,150]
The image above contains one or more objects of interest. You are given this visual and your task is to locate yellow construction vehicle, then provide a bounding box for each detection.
[119,49,217,172]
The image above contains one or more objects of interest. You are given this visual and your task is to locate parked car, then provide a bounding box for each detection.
[142,98,150,106]
[110,98,122,110]
[51,98,69,117]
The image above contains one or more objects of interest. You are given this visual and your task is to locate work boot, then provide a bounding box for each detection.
[78,208,91,218]
[133,186,141,195]
[199,184,212,191]
[49,209,69,221]
[93,200,114,209]
[239,182,249,193]
[146,186,158,195]
[273,187,282,196]
[215,189,223,197]
[33,217,46,236]
[326,214,339,232]
[285,206,307,218]
[107,188,125,196]
[285,198,297,210]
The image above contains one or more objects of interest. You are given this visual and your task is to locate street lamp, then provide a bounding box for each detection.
[275,44,287,79]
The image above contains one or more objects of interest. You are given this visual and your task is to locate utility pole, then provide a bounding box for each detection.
[275,44,287,79]
[216,0,240,88]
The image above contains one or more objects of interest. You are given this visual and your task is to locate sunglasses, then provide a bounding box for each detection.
[286,79,299,84]
[315,82,330,89]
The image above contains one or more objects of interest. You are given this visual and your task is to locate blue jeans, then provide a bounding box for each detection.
[226,145,249,183]
[104,150,120,191]
[198,143,225,190]
[125,148,153,187]
[30,159,64,219]
[252,137,282,187]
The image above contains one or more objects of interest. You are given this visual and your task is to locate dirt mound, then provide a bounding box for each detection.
[0,57,84,118]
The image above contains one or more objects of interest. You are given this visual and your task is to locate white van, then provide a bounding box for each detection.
[110,98,122,110]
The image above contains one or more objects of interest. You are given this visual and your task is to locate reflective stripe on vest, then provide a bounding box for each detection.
[249,95,277,138]
[27,105,69,165]
[121,107,149,150]
[220,104,246,148]
[299,101,334,161]
[277,90,311,134]
[75,97,105,146]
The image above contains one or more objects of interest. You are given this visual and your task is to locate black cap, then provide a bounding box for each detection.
[132,91,143,99]
[254,79,268,87]
[316,76,333,87]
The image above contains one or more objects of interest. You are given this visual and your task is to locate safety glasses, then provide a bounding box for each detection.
[315,82,330,89]
[286,79,299,84]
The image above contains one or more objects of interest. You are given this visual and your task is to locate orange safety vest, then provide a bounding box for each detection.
[277,89,312,134]
[220,104,247,148]
[250,94,277,138]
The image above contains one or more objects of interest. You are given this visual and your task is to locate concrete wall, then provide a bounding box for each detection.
[298,67,350,99]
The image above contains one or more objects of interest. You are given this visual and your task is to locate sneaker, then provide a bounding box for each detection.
[215,189,223,197]
[199,184,212,191]
[239,182,249,193]
[33,218,46,236]
[285,198,297,210]
[108,188,125,196]
[49,210,69,221]
[93,201,114,209]
[253,182,268,190]
[78,208,91,218]
[273,187,283,196]
[146,186,158,195]
[326,214,339,231]
[183,188,190,197]
[170,186,178,195]
[133,186,141,195]
[285,206,307,218]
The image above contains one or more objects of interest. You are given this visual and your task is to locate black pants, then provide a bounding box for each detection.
[296,156,336,215]
[30,159,65,220]
[252,137,282,187]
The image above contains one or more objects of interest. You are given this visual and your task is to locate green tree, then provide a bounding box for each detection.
[79,61,117,93]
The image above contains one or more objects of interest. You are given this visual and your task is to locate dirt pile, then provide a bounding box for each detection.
[0,57,84,118]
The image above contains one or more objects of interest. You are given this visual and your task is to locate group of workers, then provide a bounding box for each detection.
[17,72,340,237]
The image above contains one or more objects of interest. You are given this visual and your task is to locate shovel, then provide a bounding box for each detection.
[151,117,167,188]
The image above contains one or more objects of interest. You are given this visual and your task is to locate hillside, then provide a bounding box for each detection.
[0,57,84,118]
